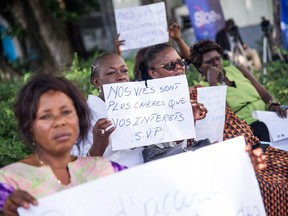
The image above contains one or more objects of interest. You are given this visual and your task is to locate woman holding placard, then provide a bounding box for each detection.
[72,53,146,167]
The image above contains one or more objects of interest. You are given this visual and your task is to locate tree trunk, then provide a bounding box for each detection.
[27,0,73,69]
[98,0,118,52]
[10,0,50,69]
[9,0,73,72]
[272,0,282,48]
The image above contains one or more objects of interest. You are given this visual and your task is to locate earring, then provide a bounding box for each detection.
[98,87,102,93]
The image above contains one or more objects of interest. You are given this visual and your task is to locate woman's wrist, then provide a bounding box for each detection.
[267,100,281,110]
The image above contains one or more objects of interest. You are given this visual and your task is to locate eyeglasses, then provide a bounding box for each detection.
[151,59,186,71]
[202,56,222,65]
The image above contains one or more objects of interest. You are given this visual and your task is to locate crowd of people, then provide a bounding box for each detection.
[0,19,287,216]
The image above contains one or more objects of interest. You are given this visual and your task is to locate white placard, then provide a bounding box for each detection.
[103,75,195,150]
[114,2,169,50]
[252,110,288,142]
[19,136,266,216]
[252,110,288,150]
[196,86,227,143]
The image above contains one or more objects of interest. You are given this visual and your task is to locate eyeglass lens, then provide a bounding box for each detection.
[164,59,185,71]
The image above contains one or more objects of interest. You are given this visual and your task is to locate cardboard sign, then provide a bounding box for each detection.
[114,2,169,50]
[19,136,266,216]
[103,75,195,150]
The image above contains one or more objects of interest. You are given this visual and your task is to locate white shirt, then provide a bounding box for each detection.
[72,95,144,167]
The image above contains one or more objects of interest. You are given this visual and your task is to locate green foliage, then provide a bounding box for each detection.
[64,53,97,96]
[255,60,288,105]
[0,79,31,168]
[124,58,136,80]
[186,64,203,86]
[45,0,100,22]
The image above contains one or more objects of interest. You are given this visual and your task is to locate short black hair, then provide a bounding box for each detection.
[190,40,223,72]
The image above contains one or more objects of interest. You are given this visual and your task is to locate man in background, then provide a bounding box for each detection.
[216,19,262,71]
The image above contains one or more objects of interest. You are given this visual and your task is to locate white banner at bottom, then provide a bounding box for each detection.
[19,136,265,216]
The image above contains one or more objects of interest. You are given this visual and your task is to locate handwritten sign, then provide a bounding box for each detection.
[102,75,195,150]
[18,136,266,216]
[114,2,169,50]
[196,86,227,143]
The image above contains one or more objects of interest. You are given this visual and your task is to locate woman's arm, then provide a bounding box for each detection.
[236,65,287,117]
[168,23,191,60]
[114,34,125,56]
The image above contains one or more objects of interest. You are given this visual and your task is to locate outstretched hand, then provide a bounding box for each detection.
[3,189,37,216]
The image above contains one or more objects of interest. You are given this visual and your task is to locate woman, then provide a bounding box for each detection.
[72,53,145,167]
[190,40,287,142]
[139,43,266,170]
[0,74,125,215]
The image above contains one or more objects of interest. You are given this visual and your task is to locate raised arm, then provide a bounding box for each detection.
[115,34,125,56]
[168,23,191,60]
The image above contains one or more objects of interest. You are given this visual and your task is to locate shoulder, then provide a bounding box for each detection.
[87,95,107,118]
[0,162,32,190]
[74,157,127,172]
[0,162,25,174]
[87,95,104,107]
[224,65,243,75]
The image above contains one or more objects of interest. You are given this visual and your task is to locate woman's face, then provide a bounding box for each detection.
[31,90,79,156]
[148,47,186,79]
[199,50,223,76]
[93,55,129,90]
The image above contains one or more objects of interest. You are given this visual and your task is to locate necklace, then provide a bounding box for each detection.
[34,153,46,166]
[34,154,62,185]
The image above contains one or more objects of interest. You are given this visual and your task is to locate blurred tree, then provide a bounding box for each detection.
[8,0,73,71]
[0,0,100,76]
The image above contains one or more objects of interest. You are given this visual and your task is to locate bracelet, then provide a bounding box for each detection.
[267,100,280,109]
